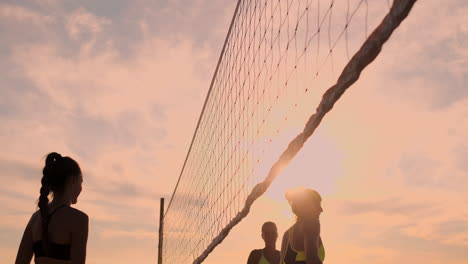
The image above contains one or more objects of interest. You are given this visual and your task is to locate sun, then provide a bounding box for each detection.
[251,128,345,202]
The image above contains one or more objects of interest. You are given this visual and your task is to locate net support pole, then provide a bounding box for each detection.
[158,198,164,264]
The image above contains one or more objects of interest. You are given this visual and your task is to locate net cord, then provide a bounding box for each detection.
[192,0,418,263]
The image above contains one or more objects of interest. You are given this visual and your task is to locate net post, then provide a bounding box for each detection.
[158,198,164,264]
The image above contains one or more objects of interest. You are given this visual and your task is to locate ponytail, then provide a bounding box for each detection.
[38,152,63,252]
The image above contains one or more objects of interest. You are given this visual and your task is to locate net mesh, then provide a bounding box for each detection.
[162,0,417,263]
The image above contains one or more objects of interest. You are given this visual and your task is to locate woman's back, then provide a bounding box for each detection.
[15,153,88,264]
[31,205,71,245]
[22,204,88,264]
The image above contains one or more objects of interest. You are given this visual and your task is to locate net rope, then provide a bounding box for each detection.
[162,1,417,263]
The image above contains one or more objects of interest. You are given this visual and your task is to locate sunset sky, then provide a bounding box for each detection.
[1,0,467,264]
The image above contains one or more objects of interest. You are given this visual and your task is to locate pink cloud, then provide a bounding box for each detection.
[66,8,111,40]
[0,3,54,25]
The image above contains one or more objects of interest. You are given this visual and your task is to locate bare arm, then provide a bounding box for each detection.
[15,218,34,264]
[279,230,289,264]
[304,220,322,264]
[71,213,89,264]
[247,249,262,264]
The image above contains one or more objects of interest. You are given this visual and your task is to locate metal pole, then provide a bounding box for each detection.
[158,198,164,264]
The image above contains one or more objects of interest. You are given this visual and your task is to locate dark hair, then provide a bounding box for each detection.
[38,152,81,252]
[261,221,277,233]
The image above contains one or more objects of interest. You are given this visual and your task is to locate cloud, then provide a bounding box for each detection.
[397,151,468,192]
[0,158,39,181]
[340,198,439,216]
[454,144,468,172]
[98,228,155,240]
[377,224,468,258]
[60,109,167,159]
[65,7,111,44]
[0,3,54,25]
[399,153,440,187]
[136,0,235,47]
[436,220,468,237]
[0,2,224,263]
[375,0,468,109]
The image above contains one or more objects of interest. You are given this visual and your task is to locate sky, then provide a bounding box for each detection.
[1,0,467,264]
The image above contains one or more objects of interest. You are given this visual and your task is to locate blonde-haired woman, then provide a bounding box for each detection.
[280,187,325,264]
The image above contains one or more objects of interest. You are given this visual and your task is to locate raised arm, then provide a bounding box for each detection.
[71,212,89,264]
[304,220,322,264]
[15,217,34,264]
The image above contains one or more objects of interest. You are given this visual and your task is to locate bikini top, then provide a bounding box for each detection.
[33,204,71,260]
[283,226,325,264]
[258,250,272,264]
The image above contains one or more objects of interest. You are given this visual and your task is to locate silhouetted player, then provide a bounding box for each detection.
[15,152,88,264]
[280,187,325,264]
[247,221,280,264]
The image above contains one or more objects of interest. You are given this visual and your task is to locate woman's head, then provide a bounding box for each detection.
[286,187,322,219]
[40,152,82,204]
[261,221,278,246]
[38,152,82,248]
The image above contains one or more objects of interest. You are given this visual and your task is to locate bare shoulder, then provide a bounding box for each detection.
[280,227,290,251]
[67,207,89,224]
[29,210,42,226]
[69,207,88,219]
[303,218,320,236]
[249,249,262,256]
[247,249,262,264]
[30,210,41,221]
[274,248,280,255]
[283,225,293,239]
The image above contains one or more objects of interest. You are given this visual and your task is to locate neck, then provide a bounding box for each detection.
[51,194,71,207]
[264,243,276,251]
[297,214,319,222]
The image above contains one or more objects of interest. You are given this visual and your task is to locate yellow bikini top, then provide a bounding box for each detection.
[258,252,271,264]
[286,227,325,263]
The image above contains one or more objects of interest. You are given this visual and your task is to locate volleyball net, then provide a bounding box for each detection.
[162,0,417,263]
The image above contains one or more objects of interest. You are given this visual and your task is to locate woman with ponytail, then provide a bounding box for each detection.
[280,187,325,264]
[15,152,88,264]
